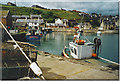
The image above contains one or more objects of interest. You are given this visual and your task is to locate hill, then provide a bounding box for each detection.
[1,4,100,28]
[1,4,89,23]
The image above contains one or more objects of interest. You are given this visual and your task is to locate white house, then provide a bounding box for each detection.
[46,18,68,28]
[76,22,92,30]
[55,19,63,24]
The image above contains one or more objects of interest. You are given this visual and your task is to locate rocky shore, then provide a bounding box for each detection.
[37,51,119,80]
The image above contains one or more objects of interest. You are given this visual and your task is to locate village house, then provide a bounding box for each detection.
[30,15,42,19]
[16,19,44,32]
[15,14,44,27]
[0,22,8,41]
[16,19,44,27]
[115,18,119,30]
[0,10,12,41]
[46,18,68,28]
[12,15,30,23]
[82,22,92,30]
[28,15,44,26]
[90,13,98,18]
[100,19,116,30]
[1,10,12,29]
[7,2,16,6]
[14,14,44,32]
[99,15,119,30]
[68,20,78,27]
[76,22,92,30]
[32,5,47,9]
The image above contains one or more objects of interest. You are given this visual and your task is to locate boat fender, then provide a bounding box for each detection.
[93,38,101,46]
[97,38,101,46]
[94,37,98,44]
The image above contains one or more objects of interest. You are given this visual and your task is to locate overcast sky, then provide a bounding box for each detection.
[0,0,119,15]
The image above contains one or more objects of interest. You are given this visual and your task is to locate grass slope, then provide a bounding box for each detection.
[1,4,83,22]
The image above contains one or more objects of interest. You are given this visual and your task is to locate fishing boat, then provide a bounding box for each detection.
[62,30,102,59]
[62,30,100,59]
[62,14,102,59]
[26,29,43,40]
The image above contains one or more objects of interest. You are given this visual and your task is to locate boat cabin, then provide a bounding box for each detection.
[69,41,94,59]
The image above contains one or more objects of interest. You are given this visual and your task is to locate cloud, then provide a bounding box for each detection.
[0,0,119,3]
[32,2,118,15]
[0,0,118,15]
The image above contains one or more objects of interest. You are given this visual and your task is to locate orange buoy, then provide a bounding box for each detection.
[79,40,85,43]
[76,40,85,45]
[92,53,97,57]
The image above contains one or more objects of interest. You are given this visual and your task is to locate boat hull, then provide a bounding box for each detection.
[26,35,42,40]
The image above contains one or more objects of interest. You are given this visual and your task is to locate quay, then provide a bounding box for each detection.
[37,51,118,80]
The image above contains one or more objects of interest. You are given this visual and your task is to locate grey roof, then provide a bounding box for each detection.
[103,20,115,25]
[12,15,21,18]
[63,19,68,22]
[21,15,29,18]
[46,23,65,26]
[27,19,39,23]
[15,22,26,27]
[16,19,44,23]
[12,15,29,18]
[30,15,41,18]
[16,19,26,22]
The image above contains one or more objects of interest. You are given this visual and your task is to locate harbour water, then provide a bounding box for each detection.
[28,32,119,63]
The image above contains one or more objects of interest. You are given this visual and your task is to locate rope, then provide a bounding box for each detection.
[99,56,119,65]
[0,22,32,63]
[0,22,46,80]
[83,35,91,43]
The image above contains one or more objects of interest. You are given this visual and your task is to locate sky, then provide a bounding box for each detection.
[0,0,119,16]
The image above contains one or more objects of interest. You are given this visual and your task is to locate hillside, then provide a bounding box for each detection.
[1,4,88,23]
[1,4,100,27]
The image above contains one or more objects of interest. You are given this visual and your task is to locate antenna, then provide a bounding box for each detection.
[14,0,16,33]
[79,14,84,31]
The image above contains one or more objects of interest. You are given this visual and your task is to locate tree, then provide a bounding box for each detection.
[90,18,100,28]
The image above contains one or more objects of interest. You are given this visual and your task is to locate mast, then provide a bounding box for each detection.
[14,0,16,33]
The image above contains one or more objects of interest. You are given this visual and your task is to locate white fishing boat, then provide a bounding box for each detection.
[62,30,101,59]
[62,15,102,59]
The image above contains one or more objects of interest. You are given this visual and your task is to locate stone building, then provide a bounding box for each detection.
[1,10,12,29]
[100,20,116,30]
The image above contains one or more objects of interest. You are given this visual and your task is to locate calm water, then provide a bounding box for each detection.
[28,32,119,63]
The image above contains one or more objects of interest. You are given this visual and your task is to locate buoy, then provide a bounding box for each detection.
[97,31,102,36]
[76,40,85,45]
[92,53,97,57]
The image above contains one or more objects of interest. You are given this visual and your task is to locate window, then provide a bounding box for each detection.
[74,48,77,55]
[71,48,74,53]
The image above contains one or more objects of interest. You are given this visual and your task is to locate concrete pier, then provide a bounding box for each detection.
[37,51,119,80]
